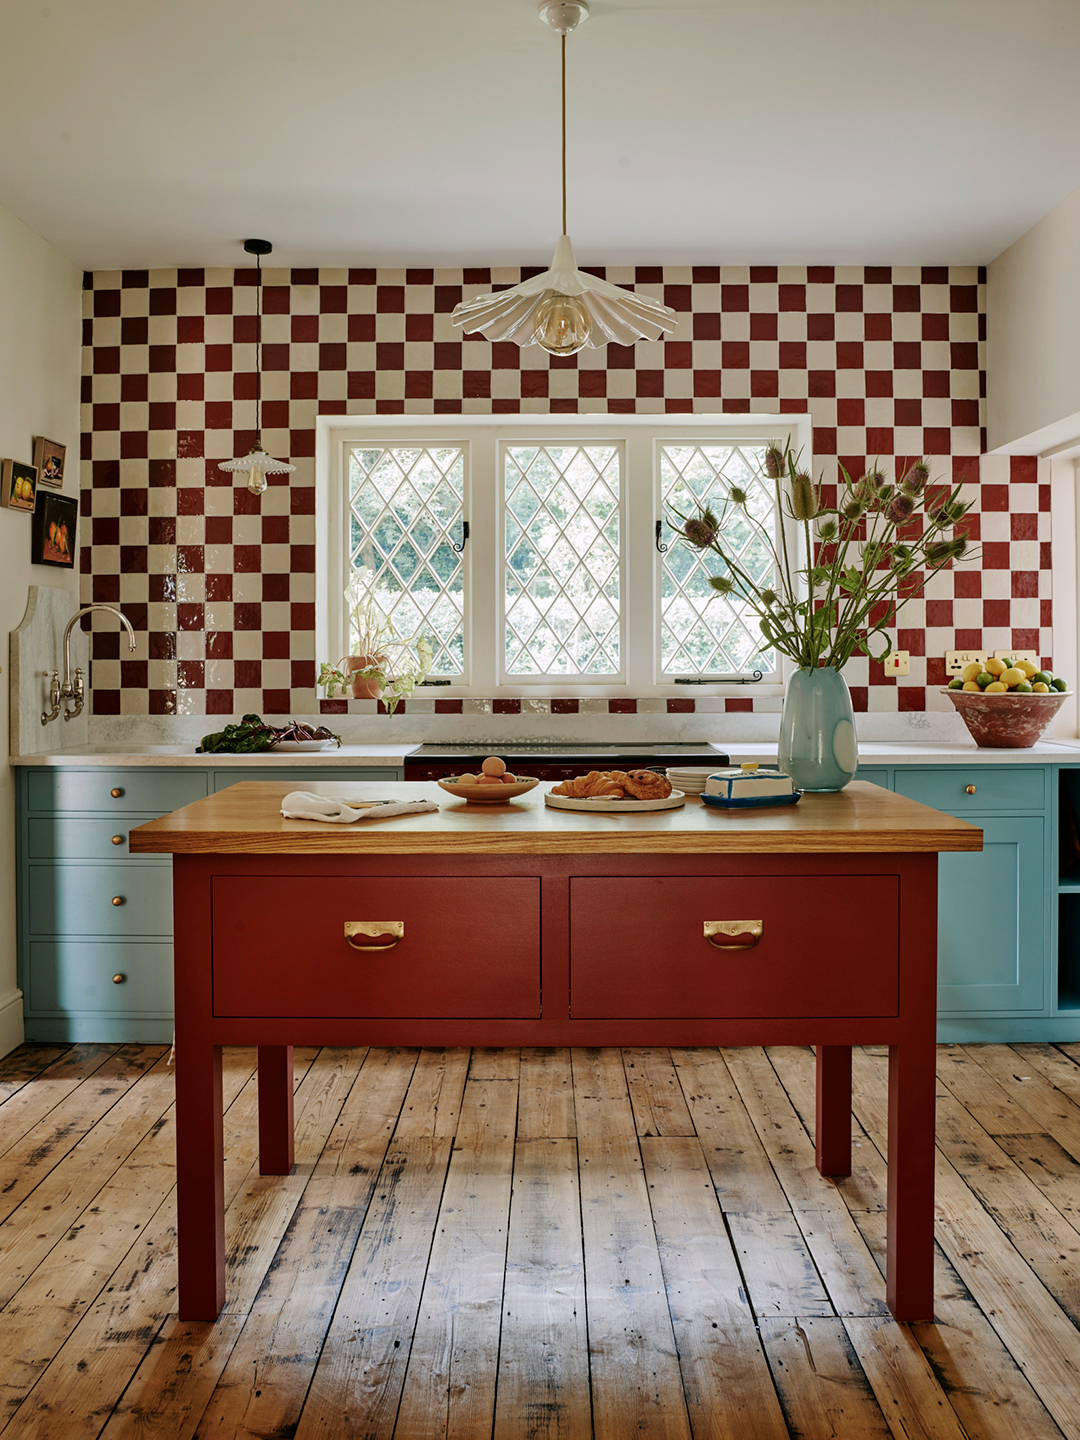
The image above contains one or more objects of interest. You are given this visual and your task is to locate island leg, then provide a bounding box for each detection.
[815,1045,852,1176]
[885,1037,937,1320]
[175,1038,225,1320]
[258,1045,295,1175]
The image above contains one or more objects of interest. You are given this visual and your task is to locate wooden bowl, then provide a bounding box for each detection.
[942,688,1070,748]
[437,776,540,803]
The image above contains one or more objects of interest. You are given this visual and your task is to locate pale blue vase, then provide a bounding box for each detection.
[778,666,858,792]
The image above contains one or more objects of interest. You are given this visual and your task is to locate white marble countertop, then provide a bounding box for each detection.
[9,738,1080,767]
[7,743,424,767]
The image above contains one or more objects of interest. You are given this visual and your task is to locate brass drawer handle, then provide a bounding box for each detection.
[704,920,763,950]
[111,896,125,906]
[111,834,124,845]
[110,787,124,798]
[112,973,126,984]
[965,785,976,795]
[344,921,403,951]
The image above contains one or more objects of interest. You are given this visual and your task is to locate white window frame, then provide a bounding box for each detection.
[316,413,813,699]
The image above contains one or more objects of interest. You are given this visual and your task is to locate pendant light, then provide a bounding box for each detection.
[218,238,296,496]
[451,1,677,354]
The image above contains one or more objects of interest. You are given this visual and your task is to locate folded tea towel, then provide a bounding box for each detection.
[281,791,439,823]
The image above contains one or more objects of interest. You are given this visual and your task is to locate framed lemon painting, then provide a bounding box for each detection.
[32,491,77,568]
[1,460,38,512]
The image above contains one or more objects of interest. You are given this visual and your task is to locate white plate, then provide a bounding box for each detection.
[666,767,723,778]
[269,739,339,752]
[544,790,685,813]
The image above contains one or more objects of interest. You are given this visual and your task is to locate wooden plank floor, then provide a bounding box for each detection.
[0,1043,1078,1438]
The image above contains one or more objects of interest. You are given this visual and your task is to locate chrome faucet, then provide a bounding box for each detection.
[42,604,137,724]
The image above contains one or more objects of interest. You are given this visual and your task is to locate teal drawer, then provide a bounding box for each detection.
[28,941,172,1014]
[212,767,401,790]
[28,814,170,860]
[894,767,1045,813]
[28,864,172,936]
[856,768,890,788]
[26,769,207,814]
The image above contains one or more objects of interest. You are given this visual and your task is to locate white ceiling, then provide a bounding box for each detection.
[3,0,1079,272]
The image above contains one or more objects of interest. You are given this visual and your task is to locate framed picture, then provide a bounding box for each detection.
[1,459,38,512]
[32,491,78,568]
[33,436,66,489]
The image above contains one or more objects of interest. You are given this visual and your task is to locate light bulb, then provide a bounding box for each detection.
[246,465,268,497]
[533,292,591,355]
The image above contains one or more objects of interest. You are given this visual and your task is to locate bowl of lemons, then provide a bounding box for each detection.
[943,658,1070,748]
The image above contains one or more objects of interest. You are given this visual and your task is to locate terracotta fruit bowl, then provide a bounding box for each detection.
[437,776,540,803]
[942,688,1070,748]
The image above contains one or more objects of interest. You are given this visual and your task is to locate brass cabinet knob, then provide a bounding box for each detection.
[111,835,124,845]
[112,973,126,984]
[704,920,763,950]
[965,784,976,795]
[344,921,403,951]
[111,896,124,906]
[110,787,124,798]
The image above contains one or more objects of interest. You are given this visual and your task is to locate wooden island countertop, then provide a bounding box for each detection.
[129,778,982,856]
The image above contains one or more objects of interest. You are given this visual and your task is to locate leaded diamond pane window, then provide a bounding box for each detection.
[658,443,778,677]
[348,444,465,675]
[503,443,622,678]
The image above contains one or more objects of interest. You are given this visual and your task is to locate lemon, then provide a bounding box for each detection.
[961,661,983,683]
[985,680,1008,692]
[1018,659,1039,678]
[1002,667,1025,688]
[985,658,1007,676]
[1033,682,1050,693]
[962,680,982,691]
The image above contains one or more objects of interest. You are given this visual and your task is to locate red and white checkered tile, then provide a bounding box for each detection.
[79,263,1046,717]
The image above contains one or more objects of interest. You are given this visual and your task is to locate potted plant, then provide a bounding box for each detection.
[319,569,434,715]
[674,442,977,790]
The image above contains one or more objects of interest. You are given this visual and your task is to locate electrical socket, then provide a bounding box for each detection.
[945,649,986,676]
[883,649,910,677]
[994,649,1039,667]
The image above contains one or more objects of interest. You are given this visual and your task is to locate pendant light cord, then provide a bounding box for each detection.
[561,32,567,235]
[254,251,263,447]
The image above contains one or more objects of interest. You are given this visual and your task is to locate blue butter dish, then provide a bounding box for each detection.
[699,764,802,809]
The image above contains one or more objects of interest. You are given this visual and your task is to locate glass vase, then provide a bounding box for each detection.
[778,666,858,792]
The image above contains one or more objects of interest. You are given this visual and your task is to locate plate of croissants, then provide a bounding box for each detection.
[544,769,684,811]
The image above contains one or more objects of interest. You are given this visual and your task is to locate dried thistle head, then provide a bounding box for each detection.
[683,515,717,548]
[760,588,778,608]
[901,458,931,495]
[729,486,748,506]
[708,575,734,595]
[887,493,915,524]
[790,471,817,521]
[764,444,784,479]
[817,518,838,542]
[841,499,864,522]
[931,500,965,527]
[926,537,968,564]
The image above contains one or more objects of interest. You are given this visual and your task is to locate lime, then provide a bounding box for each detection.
[1014,682,1033,692]
[948,677,963,690]
[976,672,994,688]
[1052,677,1068,692]
[1032,671,1052,686]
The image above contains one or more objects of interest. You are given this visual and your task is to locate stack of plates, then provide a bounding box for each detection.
[664,766,721,795]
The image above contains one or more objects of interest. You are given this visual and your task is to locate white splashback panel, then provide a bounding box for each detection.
[9,586,89,756]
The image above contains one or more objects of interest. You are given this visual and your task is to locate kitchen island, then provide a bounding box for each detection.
[131,779,979,1324]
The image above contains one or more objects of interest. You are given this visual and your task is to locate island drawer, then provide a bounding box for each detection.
[893,768,1044,813]
[210,875,541,1018]
[26,769,207,814]
[569,875,899,1018]
[28,864,173,936]
[28,941,173,1014]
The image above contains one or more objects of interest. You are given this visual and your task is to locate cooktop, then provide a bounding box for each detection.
[408,742,729,761]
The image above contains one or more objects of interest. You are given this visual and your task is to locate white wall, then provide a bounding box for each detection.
[987,183,1080,453]
[0,202,82,1057]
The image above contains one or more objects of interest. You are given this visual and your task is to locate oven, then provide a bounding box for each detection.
[403,744,729,782]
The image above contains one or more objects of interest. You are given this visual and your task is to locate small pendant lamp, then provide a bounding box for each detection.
[451,0,676,355]
[218,238,296,496]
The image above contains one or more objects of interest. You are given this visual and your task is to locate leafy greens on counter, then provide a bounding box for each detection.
[195,715,342,754]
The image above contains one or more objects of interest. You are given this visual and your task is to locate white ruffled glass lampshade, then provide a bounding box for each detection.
[451,235,677,351]
[218,444,297,497]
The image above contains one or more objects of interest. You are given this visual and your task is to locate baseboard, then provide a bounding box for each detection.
[0,988,26,1059]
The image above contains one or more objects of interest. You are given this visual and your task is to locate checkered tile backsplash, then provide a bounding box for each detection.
[79,262,1047,717]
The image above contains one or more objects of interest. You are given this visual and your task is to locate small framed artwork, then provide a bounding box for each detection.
[1,459,38,512]
[33,437,66,489]
[32,490,78,568]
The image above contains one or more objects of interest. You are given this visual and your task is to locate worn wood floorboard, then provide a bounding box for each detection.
[0,1042,1077,1438]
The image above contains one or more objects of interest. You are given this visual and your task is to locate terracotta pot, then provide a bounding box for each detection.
[943,688,1069,748]
[345,655,385,700]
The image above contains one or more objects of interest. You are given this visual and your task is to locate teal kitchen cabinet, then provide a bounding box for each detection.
[892,766,1054,1038]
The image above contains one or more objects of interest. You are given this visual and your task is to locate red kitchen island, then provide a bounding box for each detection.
[129,779,981,1323]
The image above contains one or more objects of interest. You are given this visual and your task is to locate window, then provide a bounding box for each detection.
[317,414,811,696]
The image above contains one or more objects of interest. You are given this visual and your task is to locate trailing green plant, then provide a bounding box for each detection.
[319,567,434,715]
[672,440,977,671]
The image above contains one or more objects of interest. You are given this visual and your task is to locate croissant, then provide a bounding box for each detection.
[622,769,673,800]
[550,770,628,799]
